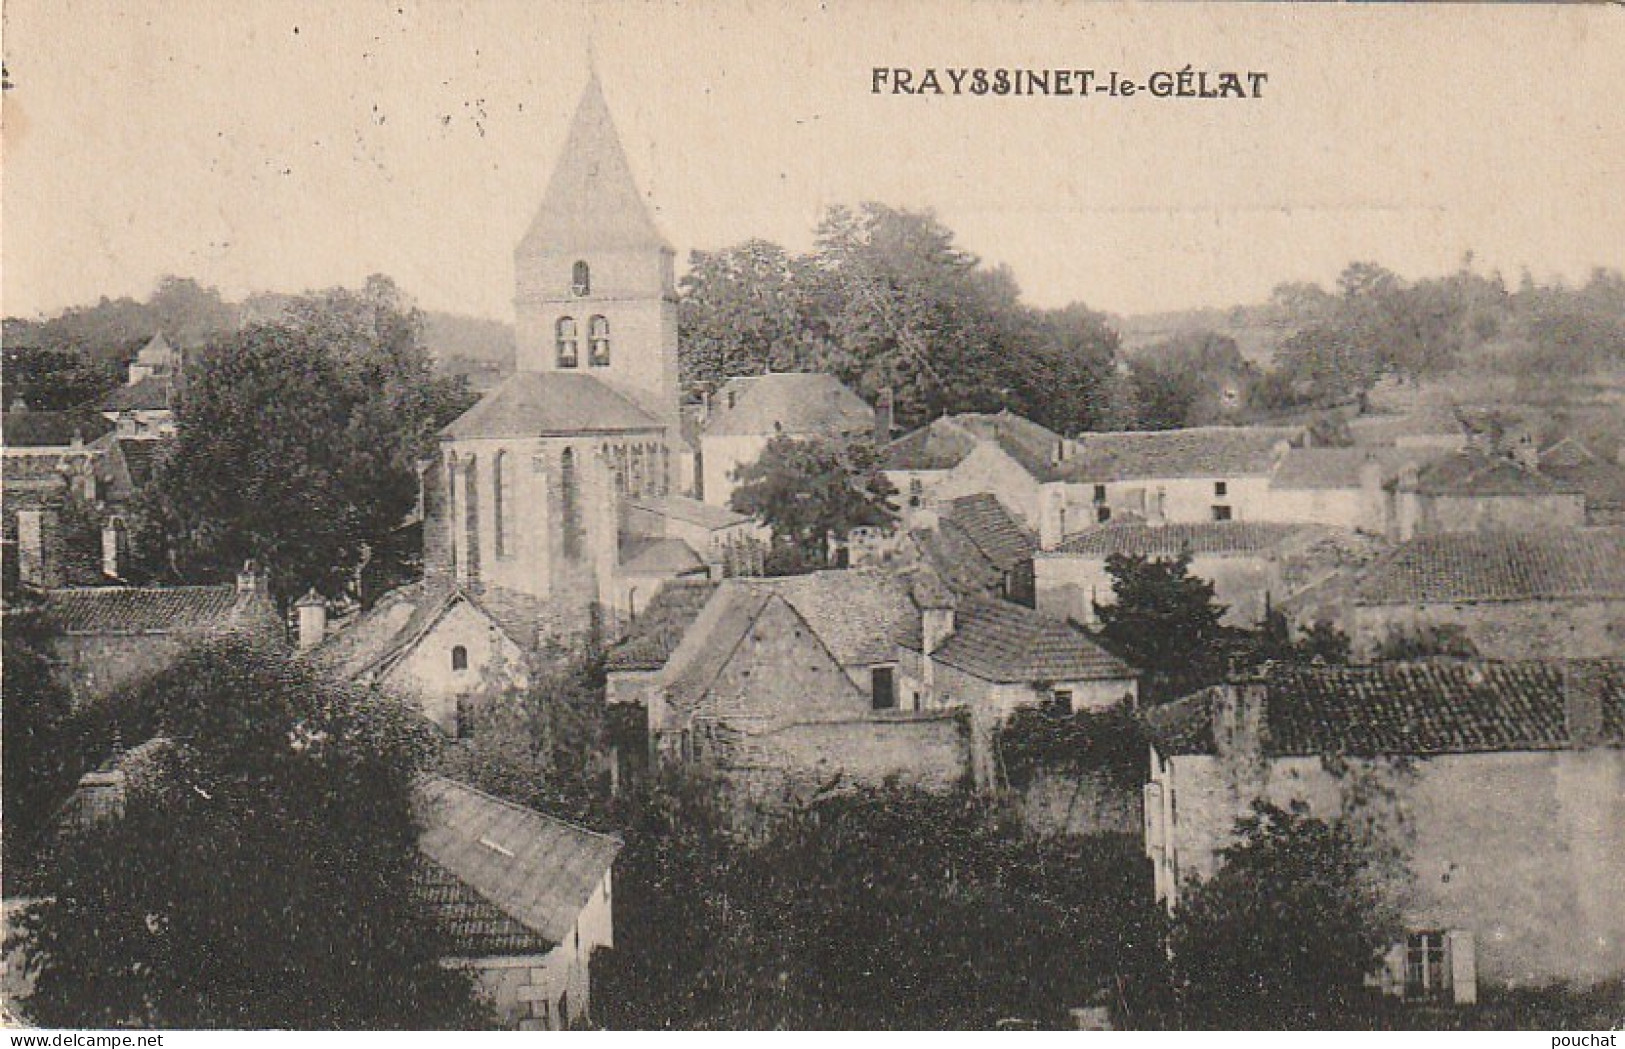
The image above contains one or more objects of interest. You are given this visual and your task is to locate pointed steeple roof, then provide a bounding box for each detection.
[518,75,669,257]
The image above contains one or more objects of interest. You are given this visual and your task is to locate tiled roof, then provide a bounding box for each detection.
[702,373,875,439]
[1354,529,1625,604]
[1146,660,1625,758]
[882,412,1063,477]
[442,372,661,439]
[1402,449,1578,497]
[660,585,776,720]
[627,493,750,531]
[915,596,1136,684]
[2,410,115,448]
[99,375,177,412]
[412,856,554,957]
[308,580,457,680]
[1046,521,1325,559]
[942,494,1036,571]
[1057,426,1299,483]
[44,585,244,634]
[1269,447,1421,491]
[605,579,719,672]
[1347,404,1469,443]
[740,567,918,667]
[909,524,1005,599]
[619,535,704,576]
[414,775,621,950]
[517,74,669,256]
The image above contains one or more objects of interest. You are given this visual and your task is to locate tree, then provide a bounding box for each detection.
[677,240,822,392]
[1,601,81,875]
[1128,332,1257,429]
[1252,608,1352,666]
[729,435,898,573]
[12,637,487,1029]
[1370,622,1480,661]
[137,277,475,604]
[1169,801,1397,1028]
[1093,553,1230,703]
[0,347,121,411]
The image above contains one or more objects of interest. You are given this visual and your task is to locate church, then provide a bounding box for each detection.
[304,75,762,730]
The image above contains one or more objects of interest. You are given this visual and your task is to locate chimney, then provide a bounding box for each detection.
[874,387,895,446]
[101,518,128,580]
[1211,672,1269,764]
[1563,661,1605,749]
[236,559,268,599]
[16,507,63,588]
[294,589,328,651]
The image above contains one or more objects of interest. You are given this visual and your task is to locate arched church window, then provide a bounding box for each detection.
[561,447,582,561]
[588,315,610,367]
[462,455,481,582]
[555,317,579,368]
[451,645,469,672]
[572,260,591,297]
[492,451,510,559]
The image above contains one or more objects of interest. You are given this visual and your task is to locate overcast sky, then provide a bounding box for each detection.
[4,0,1622,323]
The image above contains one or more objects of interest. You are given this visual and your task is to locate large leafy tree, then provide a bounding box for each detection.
[1169,801,1397,1028]
[729,435,898,574]
[1093,553,1230,703]
[1,600,81,874]
[678,240,822,392]
[12,637,487,1029]
[1129,332,1258,430]
[136,276,474,603]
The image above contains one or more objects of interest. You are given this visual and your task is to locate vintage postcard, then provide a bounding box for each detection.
[2,0,1622,1035]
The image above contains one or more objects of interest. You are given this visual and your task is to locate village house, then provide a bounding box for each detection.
[855,492,1038,606]
[413,774,621,1030]
[1387,447,1587,540]
[882,411,1064,535]
[1347,529,1625,660]
[30,565,283,705]
[618,568,967,809]
[695,371,878,507]
[1265,446,1432,534]
[2,410,134,529]
[1034,520,1342,629]
[1143,660,1625,1000]
[96,334,183,439]
[1537,437,1625,526]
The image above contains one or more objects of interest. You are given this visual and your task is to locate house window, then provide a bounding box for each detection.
[454,696,473,739]
[1050,689,1073,715]
[451,645,469,672]
[1093,484,1107,503]
[571,260,591,296]
[1214,480,1228,497]
[558,991,570,1030]
[555,316,579,368]
[1096,506,1112,523]
[1211,504,1233,522]
[1405,931,1449,1001]
[909,478,924,509]
[588,315,610,366]
[871,666,897,710]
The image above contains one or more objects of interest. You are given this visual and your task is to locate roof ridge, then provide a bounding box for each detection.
[417,772,624,846]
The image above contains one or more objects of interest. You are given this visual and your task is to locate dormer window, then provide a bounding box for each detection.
[555,317,579,368]
[572,260,591,297]
[588,315,610,367]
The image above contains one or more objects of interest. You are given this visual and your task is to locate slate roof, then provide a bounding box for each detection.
[1400,448,1579,497]
[1145,660,1625,758]
[44,585,244,634]
[413,775,621,955]
[739,567,918,667]
[882,412,1062,477]
[941,493,1036,571]
[619,535,704,576]
[2,410,115,447]
[517,74,669,256]
[441,372,661,439]
[1539,440,1625,512]
[1056,426,1300,483]
[99,375,176,412]
[627,493,751,531]
[702,373,875,439]
[605,579,719,672]
[913,596,1136,684]
[1269,447,1419,491]
[1354,529,1625,605]
[1046,521,1325,559]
